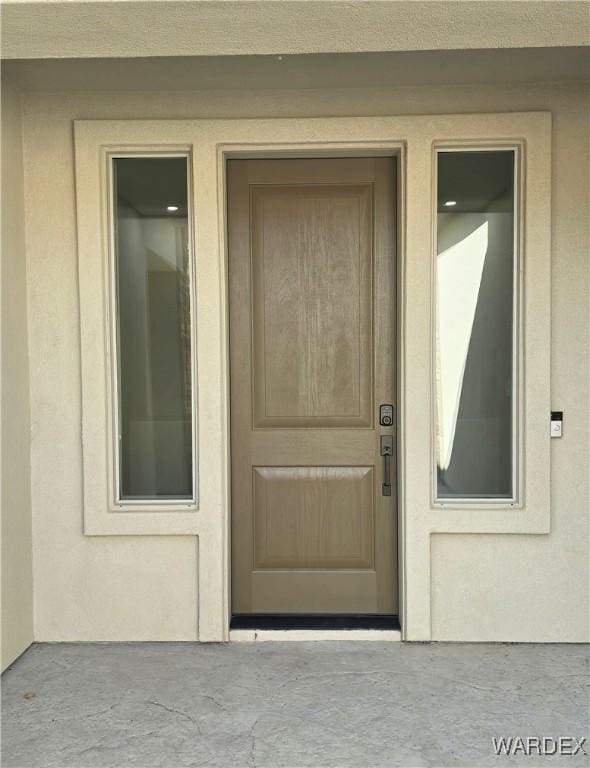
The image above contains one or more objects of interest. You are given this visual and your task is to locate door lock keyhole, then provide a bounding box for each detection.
[379,404,394,427]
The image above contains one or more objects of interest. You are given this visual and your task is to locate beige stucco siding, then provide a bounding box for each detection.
[1,79,34,669]
[21,82,589,642]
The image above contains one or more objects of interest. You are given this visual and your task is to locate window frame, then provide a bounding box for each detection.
[431,141,524,508]
[106,150,199,510]
[105,150,199,512]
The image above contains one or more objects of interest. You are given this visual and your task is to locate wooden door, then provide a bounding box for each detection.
[229,157,397,615]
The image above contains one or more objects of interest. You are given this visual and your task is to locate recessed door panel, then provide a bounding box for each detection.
[229,157,397,616]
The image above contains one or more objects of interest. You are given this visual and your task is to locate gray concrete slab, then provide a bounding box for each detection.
[1,642,588,768]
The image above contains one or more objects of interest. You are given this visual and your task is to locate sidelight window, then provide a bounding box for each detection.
[434,148,518,502]
[111,156,194,502]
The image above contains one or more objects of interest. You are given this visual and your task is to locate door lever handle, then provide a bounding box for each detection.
[380,435,393,496]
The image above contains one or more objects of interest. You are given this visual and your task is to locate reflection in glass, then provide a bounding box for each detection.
[113,157,193,500]
[435,151,515,499]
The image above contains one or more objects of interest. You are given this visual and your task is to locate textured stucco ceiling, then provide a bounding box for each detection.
[4,47,590,92]
[2,0,589,61]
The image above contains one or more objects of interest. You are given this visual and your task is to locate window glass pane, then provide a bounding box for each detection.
[113,157,193,500]
[435,150,515,500]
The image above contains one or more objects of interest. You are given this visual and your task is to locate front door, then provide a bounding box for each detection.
[229,157,397,616]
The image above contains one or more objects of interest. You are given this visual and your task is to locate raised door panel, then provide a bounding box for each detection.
[251,185,373,428]
[253,466,374,569]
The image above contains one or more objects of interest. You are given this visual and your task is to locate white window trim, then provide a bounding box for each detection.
[74,113,551,643]
[75,136,203,536]
[106,151,199,508]
[431,142,524,508]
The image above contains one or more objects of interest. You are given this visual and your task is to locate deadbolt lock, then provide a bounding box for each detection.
[379,404,394,427]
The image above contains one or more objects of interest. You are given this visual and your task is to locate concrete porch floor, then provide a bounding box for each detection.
[2,642,588,768]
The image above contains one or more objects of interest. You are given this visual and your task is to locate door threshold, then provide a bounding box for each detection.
[230,614,400,641]
[231,614,399,630]
[230,627,401,642]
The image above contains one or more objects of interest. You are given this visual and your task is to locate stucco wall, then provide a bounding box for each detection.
[1,79,34,669]
[20,81,589,642]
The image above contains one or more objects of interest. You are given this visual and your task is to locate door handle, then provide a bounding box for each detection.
[380,435,393,496]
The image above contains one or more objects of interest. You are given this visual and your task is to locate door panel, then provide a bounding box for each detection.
[253,466,374,570]
[251,184,373,428]
[229,157,397,616]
